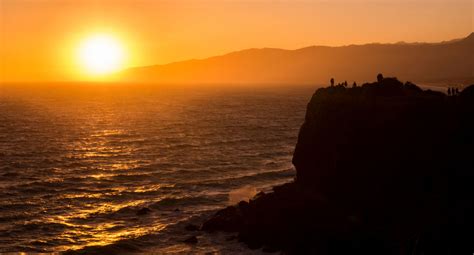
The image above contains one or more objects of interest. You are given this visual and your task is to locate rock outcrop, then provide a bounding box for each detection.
[203,77,474,254]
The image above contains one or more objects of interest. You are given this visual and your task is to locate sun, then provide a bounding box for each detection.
[77,34,125,75]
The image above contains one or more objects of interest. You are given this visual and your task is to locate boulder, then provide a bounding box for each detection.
[136,207,152,216]
[184,224,200,231]
[201,206,242,232]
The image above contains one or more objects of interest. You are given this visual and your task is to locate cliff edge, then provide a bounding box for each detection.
[202,78,474,254]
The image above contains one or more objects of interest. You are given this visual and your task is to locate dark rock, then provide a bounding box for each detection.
[404,81,423,93]
[253,191,266,200]
[225,235,237,241]
[184,224,200,231]
[460,84,474,99]
[202,206,242,232]
[262,245,279,253]
[237,201,250,214]
[204,79,474,254]
[183,236,198,244]
[136,207,151,216]
[247,241,263,250]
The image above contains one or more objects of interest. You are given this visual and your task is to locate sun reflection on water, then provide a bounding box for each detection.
[46,197,164,251]
[58,223,167,251]
[46,125,166,251]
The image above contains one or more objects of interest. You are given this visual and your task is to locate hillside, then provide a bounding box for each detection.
[119,33,474,85]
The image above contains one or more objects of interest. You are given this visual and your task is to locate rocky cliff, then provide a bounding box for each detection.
[202,78,474,254]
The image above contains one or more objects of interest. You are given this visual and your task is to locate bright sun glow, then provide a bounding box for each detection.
[77,34,125,75]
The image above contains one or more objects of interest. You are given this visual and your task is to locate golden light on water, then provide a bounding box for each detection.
[77,34,126,75]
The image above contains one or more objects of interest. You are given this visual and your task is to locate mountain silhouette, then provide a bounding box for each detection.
[120,33,474,85]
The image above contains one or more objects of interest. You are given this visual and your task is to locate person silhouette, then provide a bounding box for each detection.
[456,88,459,95]
[448,88,452,96]
[344,81,348,87]
[330,78,334,87]
[353,82,357,88]
[377,73,384,82]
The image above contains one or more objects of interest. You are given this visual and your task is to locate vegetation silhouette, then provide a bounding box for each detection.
[203,75,474,254]
[377,73,384,82]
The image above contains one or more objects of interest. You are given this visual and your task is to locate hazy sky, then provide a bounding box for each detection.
[0,0,472,81]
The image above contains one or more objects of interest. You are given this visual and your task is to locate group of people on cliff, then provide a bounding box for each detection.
[330,74,386,88]
[448,87,460,96]
[330,74,463,97]
[330,78,357,88]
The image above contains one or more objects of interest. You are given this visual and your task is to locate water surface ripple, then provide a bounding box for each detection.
[0,84,312,252]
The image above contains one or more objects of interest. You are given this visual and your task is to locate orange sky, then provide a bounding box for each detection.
[0,0,472,82]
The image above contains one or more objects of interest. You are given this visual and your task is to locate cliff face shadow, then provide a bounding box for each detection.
[203,77,474,254]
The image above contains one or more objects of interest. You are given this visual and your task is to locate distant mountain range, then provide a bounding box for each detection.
[119,33,474,85]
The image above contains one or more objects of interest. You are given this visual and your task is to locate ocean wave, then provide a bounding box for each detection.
[150,194,228,210]
[177,167,295,188]
[0,85,308,253]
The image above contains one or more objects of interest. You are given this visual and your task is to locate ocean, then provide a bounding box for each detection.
[0,83,313,253]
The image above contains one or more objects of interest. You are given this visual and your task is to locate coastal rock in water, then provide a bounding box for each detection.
[201,206,242,232]
[184,224,200,231]
[183,236,198,244]
[136,207,152,216]
[204,78,474,254]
